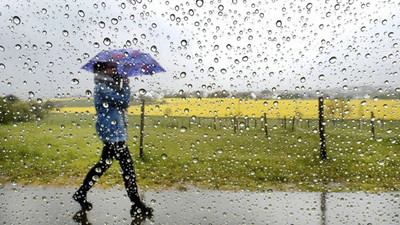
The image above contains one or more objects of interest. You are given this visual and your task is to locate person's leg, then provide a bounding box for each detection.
[73,142,115,210]
[114,141,153,217]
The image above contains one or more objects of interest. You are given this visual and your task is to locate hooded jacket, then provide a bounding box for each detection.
[94,72,130,142]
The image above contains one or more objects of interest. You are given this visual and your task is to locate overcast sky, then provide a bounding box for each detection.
[0,0,399,99]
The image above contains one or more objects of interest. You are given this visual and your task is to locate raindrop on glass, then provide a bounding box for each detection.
[103,38,111,46]
[111,18,118,25]
[99,21,105,28]
[78,10,85,17]
[180,127,187,132]
[181,40,188,47]
[139,88,147,95]
[12,16,21,25]
[71,78,79,85]
[85,90,92,97]
[276,20,282,27]
[329,56,337,63]
[196,0,204,7]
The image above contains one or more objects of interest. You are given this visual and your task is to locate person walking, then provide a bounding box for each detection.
[73,61,153,218]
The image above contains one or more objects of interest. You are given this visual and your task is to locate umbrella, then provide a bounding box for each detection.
[81,49,165,77]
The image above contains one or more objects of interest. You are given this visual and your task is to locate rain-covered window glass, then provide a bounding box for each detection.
[1,0,399,224]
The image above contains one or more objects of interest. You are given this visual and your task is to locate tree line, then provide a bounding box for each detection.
[0,94,55,124]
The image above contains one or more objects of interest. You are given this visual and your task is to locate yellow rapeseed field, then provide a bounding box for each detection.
[52,98,400,120]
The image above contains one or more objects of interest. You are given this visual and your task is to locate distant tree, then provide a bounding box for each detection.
[5,94,20,103]
[0,96,48,124]
[43,100,56,110]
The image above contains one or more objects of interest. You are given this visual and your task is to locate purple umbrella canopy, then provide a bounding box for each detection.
[81,49,166,77]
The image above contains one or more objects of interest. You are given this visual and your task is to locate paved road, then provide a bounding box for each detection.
[0,184,399,224]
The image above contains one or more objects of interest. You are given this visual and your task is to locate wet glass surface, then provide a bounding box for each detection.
[1,185,399,224]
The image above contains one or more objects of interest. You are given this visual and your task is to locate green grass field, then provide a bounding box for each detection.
[1,113,399,192]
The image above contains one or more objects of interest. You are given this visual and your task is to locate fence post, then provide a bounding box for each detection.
[319,97,327,160]
[234,116,238,133]
[291,116,296,132]
[139,99,145,158]
[371,111,375,140]
[264,113,268,137]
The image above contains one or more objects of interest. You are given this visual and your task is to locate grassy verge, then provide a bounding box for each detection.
[0,113,399,192]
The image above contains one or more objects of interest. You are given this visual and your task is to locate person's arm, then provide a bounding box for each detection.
[96,83,130,108]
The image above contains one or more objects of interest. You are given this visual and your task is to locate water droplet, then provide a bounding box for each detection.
[0,63,5,69]
[184,108,189,114]
[361,101,366,106]
[180,72,187,78]
[28,91,35,98]
[111,18,118,25]
[103,37,111,46]
[192,158,199,163]
[276,20,282,27]
[99,21,105,28]
[181,40,188,47]
[306,3,313,10]
[373,96,379,102]
[300,77,306,83]
[180,126,187,132]
[161,154,168,160]
[95,167,102,173]
[62,30,69,37]
[267,189,273,194]
[71,78,79,85]
[46,42,53,48]
[36,98,43,104]
[85,90,92,97]
[196,0,204,7]
[150,45,157,52]
[139,88,147,95]
[106,158,113,165]
[78,10,85,17]
[329,57,337,63]
[297,137,302,142]
[273,101,278,106]
[103,102,109,108]
[11,179,17,186]
[12,16,21,25]
[318,74,325,80]
[15,44,21,50]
